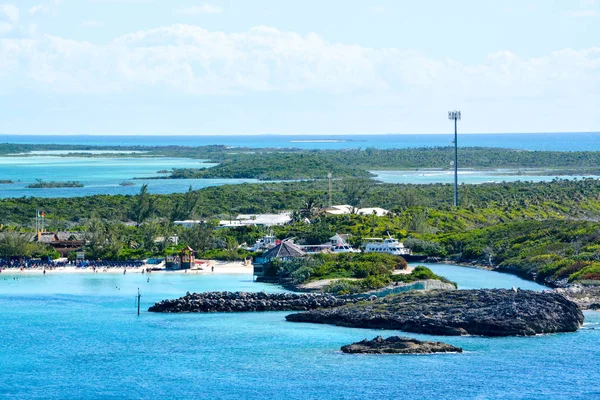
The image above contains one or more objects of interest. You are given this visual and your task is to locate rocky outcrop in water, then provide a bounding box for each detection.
[148,291,359,313]
[286,289,584,336]
[341,336,463,354]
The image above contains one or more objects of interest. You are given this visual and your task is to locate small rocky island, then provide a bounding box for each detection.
[341,336,463,354]
[148,291,359,313]
[26,180,84,188]
[286,289,584,336]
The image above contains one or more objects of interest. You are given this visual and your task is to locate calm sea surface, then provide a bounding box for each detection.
[0,265,598,400]
[1,133,600,198]
[2,133,600,151]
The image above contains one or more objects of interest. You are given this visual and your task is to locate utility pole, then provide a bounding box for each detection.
[327,172,333,207]
[448,110,461,207]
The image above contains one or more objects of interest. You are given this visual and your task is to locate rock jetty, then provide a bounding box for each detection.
[148,291,359,313]
[341,336,463,354]
[286,289,584,336]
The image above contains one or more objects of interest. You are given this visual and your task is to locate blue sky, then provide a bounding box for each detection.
[0,0,599,135]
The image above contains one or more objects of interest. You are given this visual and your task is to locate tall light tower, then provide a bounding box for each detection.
[327,172,333,207]
[448,110,461,207]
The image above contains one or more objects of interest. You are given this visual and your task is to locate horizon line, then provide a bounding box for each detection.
[0,131,599,137]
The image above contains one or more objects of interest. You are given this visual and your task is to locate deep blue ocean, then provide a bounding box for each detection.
[1,133,600,198]
[1,264,598,400]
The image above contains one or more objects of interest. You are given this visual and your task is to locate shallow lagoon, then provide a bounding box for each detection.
[1,265,598,399]
[0,155,263,198]
[372,169,599,185]
[2,154,597,198]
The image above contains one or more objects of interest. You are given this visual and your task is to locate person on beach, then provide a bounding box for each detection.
[123,269,126,275]
[211,265,214,272]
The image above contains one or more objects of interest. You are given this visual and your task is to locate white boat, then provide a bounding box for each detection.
[331,244,361,253]
[330,233,361,253]
[300,233,361,254]
[363,234,410,256]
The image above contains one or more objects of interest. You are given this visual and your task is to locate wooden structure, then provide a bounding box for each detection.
[166,246,195,270]
[33,231,84,257]
[180,246,195,270]
[253,240,306,278]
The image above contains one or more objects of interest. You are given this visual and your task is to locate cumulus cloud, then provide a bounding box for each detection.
[0,24,598,101]
[0,3,19,33]
[176,4,223,15]
[29,0,62,16]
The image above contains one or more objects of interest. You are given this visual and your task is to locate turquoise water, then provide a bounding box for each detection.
[1,266,598,399]
[372,170,599,185]
[0,156,261,198]
[2,151,599,198]
[2,133,600,151]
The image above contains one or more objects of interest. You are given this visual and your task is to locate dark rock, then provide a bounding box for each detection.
[148,291,359,313]
[286,289,584,337]
[589,303,600,310]
[341,335,462,354]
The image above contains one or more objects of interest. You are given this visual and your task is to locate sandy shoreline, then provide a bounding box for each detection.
[0,260,254,275]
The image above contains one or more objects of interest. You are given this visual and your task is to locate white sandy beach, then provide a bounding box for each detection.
[0,260,254,275]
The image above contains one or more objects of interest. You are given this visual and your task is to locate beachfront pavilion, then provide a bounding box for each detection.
[252,241,306,278]
[32,231,85,257]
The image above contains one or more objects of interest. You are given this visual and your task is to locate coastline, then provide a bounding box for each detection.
[0,260,253,276]
[425,258,600,310]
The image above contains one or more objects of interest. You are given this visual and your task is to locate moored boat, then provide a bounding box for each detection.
[363,234,410,256]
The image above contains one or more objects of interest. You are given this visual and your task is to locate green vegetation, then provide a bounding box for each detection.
[5,143,600,180]
[26,180,84,189]
[269,253,446,294]
[431,220,600,284]
[0,232,60,260]
[169,153,373,180]
[2,142,600,287]
[274,253,408,282]
[322,266,455,295]
[4,178,600,227]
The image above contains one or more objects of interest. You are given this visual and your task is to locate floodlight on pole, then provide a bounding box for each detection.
[448,110,461,207]
[327,172,333,207]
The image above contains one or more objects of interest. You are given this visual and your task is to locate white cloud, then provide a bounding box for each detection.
[81,20,105,28]
[0,3,19,34]
[29,0,62,16]
[0,24,598,102]
[176,4,223,15]
[0,3,18,22]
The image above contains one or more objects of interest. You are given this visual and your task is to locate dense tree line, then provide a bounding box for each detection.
[169,153,373,180]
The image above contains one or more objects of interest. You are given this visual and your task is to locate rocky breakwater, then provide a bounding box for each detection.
[148,291,359,313]
[286,289,584,336]
[341,336,463,354]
